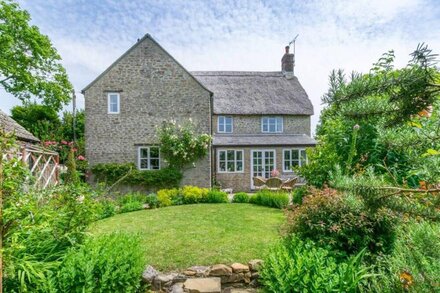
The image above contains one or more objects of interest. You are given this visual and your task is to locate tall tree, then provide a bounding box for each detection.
[298,45,440,187]
[0,0,72,111]
[10,104,60,140]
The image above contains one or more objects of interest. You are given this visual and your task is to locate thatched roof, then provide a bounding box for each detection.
[0,109,39,143]
[213,134,316,146]
[192,71,313,115]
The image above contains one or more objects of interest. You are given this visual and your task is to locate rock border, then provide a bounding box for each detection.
[142,260,263,292]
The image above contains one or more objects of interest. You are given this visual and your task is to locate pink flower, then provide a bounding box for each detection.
[77,155,86,161]
[61,140,68,145]
[271,169,280,177]
[44,141,56,146]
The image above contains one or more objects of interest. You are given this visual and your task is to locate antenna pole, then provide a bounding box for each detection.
[289,34,299,76]
[72,90,77,143]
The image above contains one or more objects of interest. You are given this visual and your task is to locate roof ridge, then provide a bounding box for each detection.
[191,71,282,77]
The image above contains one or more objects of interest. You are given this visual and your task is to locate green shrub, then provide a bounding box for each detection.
[156,187,229,206]
[250,190,289,209]
[120,201,144,213]
[368,221,440,292]
[91,163,182,189]
[206,190,228,203]
[260,235,370,292]
[117,192,146,205]
[56,234,145,292]
[292,185,308,205]
[181,185,209,204]
[117,192,146,213]
[145,193,159,208]
[233,192,250,203]
[95,198,117,219]
[64,148,80,184]
[157,188,181,207]
[3,184,97,292]
[287,188,397,258]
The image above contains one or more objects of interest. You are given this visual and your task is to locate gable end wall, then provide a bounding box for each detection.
[84,37,212,188]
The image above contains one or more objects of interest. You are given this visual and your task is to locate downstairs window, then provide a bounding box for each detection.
[218,149,244,173]
[138,146,160,170]
[283,149,307,172]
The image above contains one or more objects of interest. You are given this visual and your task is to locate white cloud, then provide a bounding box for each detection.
[4,0,438,131]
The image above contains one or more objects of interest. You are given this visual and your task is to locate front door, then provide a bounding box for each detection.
[251,150,276,189]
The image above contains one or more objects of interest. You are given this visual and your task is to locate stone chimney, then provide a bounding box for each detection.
[281,46,294,76]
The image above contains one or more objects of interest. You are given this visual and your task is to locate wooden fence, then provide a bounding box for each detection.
[19,144,60,188]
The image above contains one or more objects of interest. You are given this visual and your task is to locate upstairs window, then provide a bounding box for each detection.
[138,146,160,170]
[218,149,243,173]
[108,93,120,114]
[218,116,233,133]
[283,149,307,172]
[262,117,283,133]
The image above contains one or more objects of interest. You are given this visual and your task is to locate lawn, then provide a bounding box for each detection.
[90,203,285,270]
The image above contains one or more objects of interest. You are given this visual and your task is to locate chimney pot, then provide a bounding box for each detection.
[282,45,294,74]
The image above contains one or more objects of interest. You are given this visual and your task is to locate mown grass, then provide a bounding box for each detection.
[90,203,284,270]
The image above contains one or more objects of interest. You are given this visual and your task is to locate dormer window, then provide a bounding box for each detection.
[262,116,283,133]
[108,93,120,114]
[218,116,233,133]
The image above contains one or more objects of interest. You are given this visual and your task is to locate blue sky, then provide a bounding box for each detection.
[2,0,440,131]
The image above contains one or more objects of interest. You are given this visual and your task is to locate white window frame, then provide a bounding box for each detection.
[218,116,233,133]
[217,149,244,173]
[283,148,307,172]
[107,92,120,114]
[261,116,283,133]
[138,146,161,170]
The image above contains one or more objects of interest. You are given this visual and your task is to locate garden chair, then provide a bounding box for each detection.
[252,176,267,190]
[265,177,283,191]
[281,177,298,193]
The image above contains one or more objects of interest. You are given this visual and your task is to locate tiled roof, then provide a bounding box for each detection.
[213,134,316,146]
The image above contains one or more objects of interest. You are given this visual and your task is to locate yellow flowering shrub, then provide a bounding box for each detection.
[181,186,209,204]
[157,188,180,207]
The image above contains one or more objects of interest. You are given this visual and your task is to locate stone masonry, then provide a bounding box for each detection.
[83,34,316,191]
[83,35,212,188]
[142,260,263,292]
[213,114,311,135]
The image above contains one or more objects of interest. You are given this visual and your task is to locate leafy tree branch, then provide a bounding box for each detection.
[0,0,72,111]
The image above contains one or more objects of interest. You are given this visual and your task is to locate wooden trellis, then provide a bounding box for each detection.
[19,144,60,188]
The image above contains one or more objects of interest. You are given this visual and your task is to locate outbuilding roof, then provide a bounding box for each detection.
[0,109,40,143]
[213,134,316,147]
[192,71,314,115]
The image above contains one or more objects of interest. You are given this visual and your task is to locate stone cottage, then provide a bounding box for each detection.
[82,34,315,192]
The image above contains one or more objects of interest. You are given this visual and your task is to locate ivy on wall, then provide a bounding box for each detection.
[91,163,182,189]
